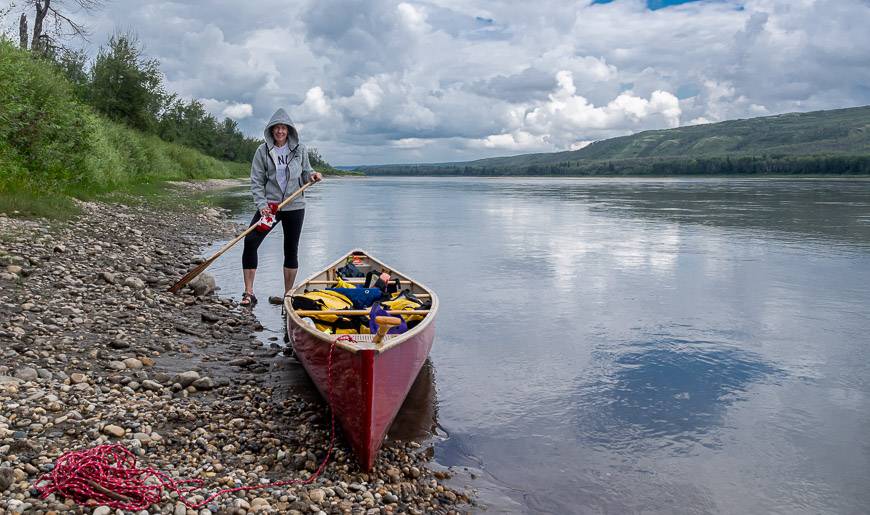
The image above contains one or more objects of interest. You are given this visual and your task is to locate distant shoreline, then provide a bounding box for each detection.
[344,173,870,179]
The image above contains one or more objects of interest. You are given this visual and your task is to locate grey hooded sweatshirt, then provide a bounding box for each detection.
[250,108,314,212]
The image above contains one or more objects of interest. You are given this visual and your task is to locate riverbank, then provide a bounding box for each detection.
[0,193,473,513]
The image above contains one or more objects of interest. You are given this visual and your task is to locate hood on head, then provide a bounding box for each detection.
[263,108,299,148]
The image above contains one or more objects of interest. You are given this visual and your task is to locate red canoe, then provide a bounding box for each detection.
[284,249,439,470]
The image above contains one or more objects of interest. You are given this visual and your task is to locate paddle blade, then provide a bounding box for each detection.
[167,257,215,293]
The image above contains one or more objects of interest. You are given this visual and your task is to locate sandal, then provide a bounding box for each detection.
[240,292,257,306]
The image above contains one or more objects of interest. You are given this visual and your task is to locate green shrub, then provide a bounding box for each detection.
[0,40,248,217]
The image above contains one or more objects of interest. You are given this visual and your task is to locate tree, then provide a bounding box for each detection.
[89,32,166,131]
[49,46,88,99]
[154,96,260,163]
[19,0,104,54]
[308,147,326,167]
[19,13,28,49]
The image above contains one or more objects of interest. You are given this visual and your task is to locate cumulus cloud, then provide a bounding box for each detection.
[200,99,254,120]
[466,70,681,151]
[469,130,549,151]
[391,137,434,149]
[9,0,868,164]
[521,71,681,145]
[469,67,557,103]
[397,2,429,33]
[342,78,385,116]
[300,87,331,117]
[223,103,254,119]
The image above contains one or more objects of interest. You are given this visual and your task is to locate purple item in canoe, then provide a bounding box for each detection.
[369,303,407,335]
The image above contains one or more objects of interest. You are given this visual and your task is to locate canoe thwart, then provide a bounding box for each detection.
[294,309,431,316]
[306,279,414,285]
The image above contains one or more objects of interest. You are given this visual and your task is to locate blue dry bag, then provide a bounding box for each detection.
[329,287,383,309]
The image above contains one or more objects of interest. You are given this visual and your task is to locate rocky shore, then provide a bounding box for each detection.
[0,193,472,514]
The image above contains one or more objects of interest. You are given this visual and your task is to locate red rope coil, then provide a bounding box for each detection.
[36,336,350,511]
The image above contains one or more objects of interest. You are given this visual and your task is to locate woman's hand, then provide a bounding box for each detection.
[310,172,323,183]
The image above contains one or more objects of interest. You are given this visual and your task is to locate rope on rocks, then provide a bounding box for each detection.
[35,336,352,511]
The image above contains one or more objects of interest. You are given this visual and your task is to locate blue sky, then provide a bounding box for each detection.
[4,0,869,165]
[594,0,702,9]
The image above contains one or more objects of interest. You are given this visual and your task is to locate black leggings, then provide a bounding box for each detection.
[241,209,305,269]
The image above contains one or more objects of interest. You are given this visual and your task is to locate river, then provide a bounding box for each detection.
[206,177,870,514]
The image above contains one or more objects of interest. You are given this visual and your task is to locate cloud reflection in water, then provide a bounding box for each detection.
[578,333,780,453]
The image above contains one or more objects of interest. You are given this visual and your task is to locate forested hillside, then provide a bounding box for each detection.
[359,106,870,176]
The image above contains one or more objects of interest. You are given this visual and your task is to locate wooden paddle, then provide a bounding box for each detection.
[372,316,403,344]
[168,181,315,293]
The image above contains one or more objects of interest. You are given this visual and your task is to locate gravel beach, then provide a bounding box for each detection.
[0,191,473,514]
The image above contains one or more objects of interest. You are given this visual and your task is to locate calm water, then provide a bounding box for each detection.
[207,177,870,514]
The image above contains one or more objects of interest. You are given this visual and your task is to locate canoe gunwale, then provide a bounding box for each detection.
[284,248,439,354]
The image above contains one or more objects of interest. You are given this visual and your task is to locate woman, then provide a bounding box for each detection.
[241,108,322,306]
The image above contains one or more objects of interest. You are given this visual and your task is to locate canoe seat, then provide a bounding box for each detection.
[333,333,397,343]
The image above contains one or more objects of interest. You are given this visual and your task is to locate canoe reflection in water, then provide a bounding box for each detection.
[386,359,439,442]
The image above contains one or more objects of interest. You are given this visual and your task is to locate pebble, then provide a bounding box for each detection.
[13,367,38,381]
[109,339,130,349]
[192,377,215,390]
[229,357,256,367]
[133,432,152,443]
[189,273,216,296]
[102,424,126,438]
[173,370,200,387]
[0,467,14,491]
[201,312,220,323]
[124,276,146,289]
[0,197,472,515]
[309,488,326,503]
[250,497,271,512]
[123,358,144,369]
[142,379,163,391]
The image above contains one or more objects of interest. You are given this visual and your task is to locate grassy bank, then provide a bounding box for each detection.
[0,40,247,218]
